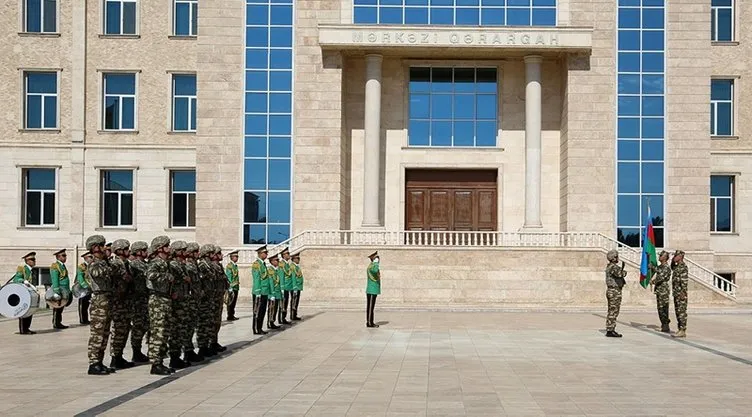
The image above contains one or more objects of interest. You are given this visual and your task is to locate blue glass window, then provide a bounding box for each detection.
[170,170,196,228]
[710,175,734,232]
[103,73,136,130]
[101,170,134,227]
[24,168,56,226]
[353,1,556,26]
[408,67,498,147]
[105,0,137,35]
[174,0,197,36]
[25,0,57,33]
[172,74,197,131]
[711,79,734,136]
[24,72,58,129]
[711,0,734,42]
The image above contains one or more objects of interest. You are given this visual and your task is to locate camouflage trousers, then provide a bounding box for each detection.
[169,298,189,356]
[130,294,149,351]
[87,293,112,365]
[148,294,173,365]
[183,296,198,351]
[654,283,671,327]
[196,297,213,349]
[673,279,688,330]
[109,296,132,357]
[212,293,224,344]
[605,287,623,331]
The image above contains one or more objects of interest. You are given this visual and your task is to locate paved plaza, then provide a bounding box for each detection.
[1,308,751,416]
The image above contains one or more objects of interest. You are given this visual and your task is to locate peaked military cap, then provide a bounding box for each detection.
[226,249,239,257]
[81,251,91,258]
[170,240,188,252]
[149,235,171,253]
[291,252,300,259]
[256,245,268,254]
[280,247,290,255]
[22,252,36,260]
[130,241,148,252]
[186,242,200,253]
[85,235,106,251]
[112,239,131,253]
[368,251,378,259]
[53,249,66,256]
[268,254,279,261]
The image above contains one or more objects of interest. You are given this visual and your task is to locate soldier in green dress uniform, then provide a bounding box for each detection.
[267,254,283,330]
[77,252,93,325]
[278,248,293,324]
[290,252,303,321]
[365,251,381,328]
[225,250,240,321]
[50,249,71,329]
[12,252,37,335]
[251,245,269,335]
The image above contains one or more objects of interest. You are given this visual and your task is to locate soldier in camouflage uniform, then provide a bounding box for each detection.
[109,239,135,369]
[182,242,204,364]
[168,241,190,369]
[671,250,689,338]
[604,249,627,338]
[197,244,217,358]
[210,246,228,353]
[85,235,115,375]
[147,236,175,375]
[128,241,150,363]
[649,250,672,333]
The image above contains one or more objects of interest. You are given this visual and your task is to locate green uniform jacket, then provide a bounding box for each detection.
[225,262,240,291]
[280,260,293,291]
[50,261,70,296]
[251,259,270,296]
[271,267,283,299]
[12,265,32,283]
[366,261,380,295]
[76,262,89,289]
[293,262,304,291]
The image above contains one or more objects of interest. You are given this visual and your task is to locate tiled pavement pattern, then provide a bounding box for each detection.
[1,308,752,416]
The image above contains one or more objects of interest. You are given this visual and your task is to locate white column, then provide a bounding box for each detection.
[523,55,543,229]
[362,54,383,227]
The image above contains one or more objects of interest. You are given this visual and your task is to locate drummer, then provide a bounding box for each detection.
[50,249,71,329]
[12,252,37,335]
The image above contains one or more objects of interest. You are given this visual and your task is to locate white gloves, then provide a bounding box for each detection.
[270,297,276,301]
[51,293,61,301]
[23,280,31,286]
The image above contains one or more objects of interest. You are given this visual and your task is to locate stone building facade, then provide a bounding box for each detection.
[0,0,750,305]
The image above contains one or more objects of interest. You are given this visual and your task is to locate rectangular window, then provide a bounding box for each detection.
[24,0,57,33]
[24,71,58,130]
[101,170,134,227]
[104,0,137,35]
[711,0,733,42]
[33,267,50,287]
[710,175,734,233]
[716,272,735,292]
[174,0,198,36]
[352,1,556,26]
[172,74,197,131]
[103,73,137,131]
[170,170,196,228]
[408,67,498,147]
[711,79,734,136]
[22,168,56,227]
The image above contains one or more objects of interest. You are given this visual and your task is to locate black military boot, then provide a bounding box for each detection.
[660,324,671,333]
[605,330,623,338]
[110,355,135,369]
[132,348,149,364]
[169,354,188,369]
[211,342,227,352]
[184,350,204,363]
[199,346,216,357]
[88,363,109,375]
[150,363,172,375]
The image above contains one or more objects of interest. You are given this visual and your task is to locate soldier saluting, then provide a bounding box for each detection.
[604,249,627,338]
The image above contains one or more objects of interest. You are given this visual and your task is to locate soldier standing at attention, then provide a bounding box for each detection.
[109,239,135,370]
[147,236,175,375]
[77,251,93,325]
[671,250,689,338]
[290,252,303,321]
[128,241,150,364]
[50,249,71,329]
[168,241,191,369]
[267,254,282,330]
[197,244,216,357]
[604,249,627,338]
[649,250,672,333]
[13,252,37,335]
[225,250,240,321]
[182,242,204,364]
[279,248,293,325]
[365,251,381,328]
[85,235,115,375]
[210,246,227,353]
[251,245,269,335]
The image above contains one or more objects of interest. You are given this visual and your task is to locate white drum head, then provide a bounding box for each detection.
[0,283,38,319]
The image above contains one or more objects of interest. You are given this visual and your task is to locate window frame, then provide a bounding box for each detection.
[103,0,139,35]
[169,169,197,229]
[711,78,735,137]
[100,168,136,228]
[20,167,58,228]
[173,0,198,37]
[22,70,60,130]
[710,174,735,234]
[711,0,734,42]
[101,72,138,131]
[22,0,58,33]
[171,73,197,132]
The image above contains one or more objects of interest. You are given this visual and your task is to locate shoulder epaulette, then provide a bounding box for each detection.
[51,263,59,271]
[16,265,24,273]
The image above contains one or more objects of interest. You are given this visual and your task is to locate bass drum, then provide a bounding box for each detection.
[45,288,71,309]
[72,282,91,299]
[0,282,40,319]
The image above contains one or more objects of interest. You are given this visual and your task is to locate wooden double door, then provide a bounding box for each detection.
[405,169,497,231]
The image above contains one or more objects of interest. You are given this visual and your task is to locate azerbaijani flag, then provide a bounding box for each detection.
[639,205,658,289]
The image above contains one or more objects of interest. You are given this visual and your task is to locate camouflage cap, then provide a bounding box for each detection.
[214,245,222,254]
[186,242,200,253]
[199,244,213,258]
[85,235,106,251]
[149,235,171,254]
[658,250,670,258]
[111,239,131,253]
[130,241,148,252]
[674,249,685,257]
[606,249,619,262]
[170,240,188,252]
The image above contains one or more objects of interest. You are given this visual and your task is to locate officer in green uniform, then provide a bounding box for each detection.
[365,251,381,328]
[225,250,240,321]
[290,252,303,321]
[251,245,269,335]
[76,252,93,325]
[278,248,293,324]
[147,236,175,375]
[267,254,283,330]
[50,249,71,329]
[12,252,37,335]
